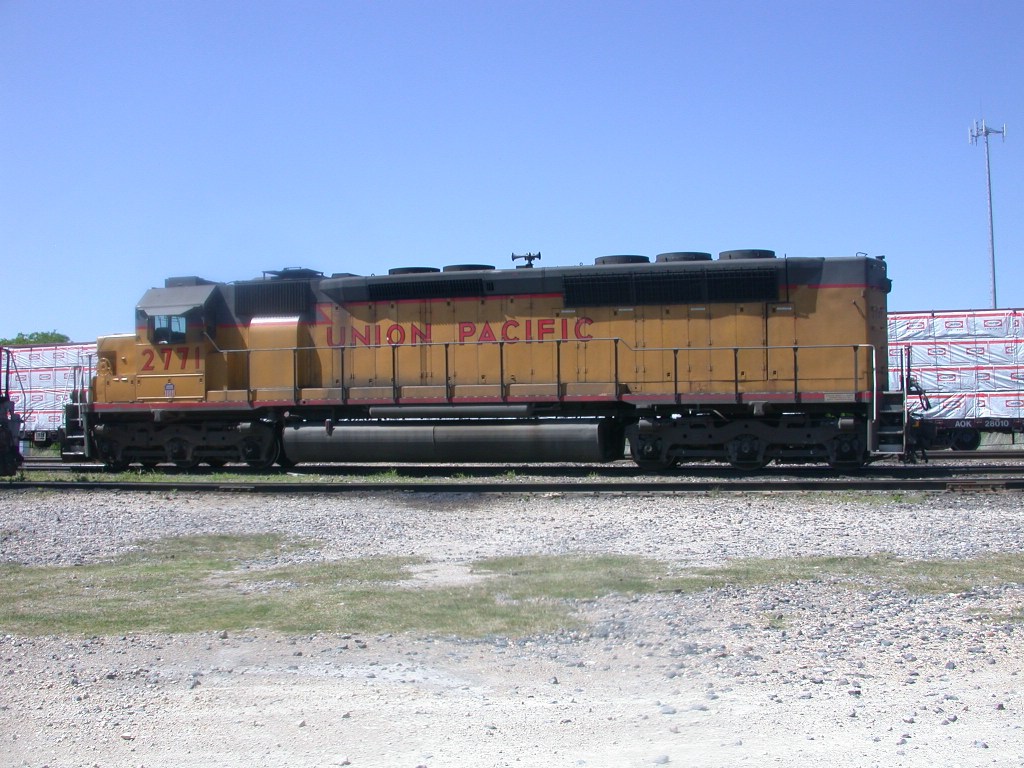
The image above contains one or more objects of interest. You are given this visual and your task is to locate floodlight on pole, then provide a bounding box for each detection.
[969,119,1006,309]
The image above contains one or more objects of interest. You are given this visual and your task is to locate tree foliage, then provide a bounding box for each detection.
[0,330,71,346]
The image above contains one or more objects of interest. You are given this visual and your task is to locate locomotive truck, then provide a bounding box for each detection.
[60,249,909,470]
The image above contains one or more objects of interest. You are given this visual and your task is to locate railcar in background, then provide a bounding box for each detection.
[60,249,908,470]
[1,346,25,475]
[3,343,95,447]
[889,308,1024,450]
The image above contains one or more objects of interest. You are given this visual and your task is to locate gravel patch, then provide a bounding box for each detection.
[2,488,1023,767]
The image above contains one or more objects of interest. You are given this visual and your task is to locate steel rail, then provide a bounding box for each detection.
[4,475,1024,494]
[14,458,1024,479]
[19,448,1024,470]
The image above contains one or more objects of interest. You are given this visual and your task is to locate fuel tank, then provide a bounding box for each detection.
[282,420,623,463]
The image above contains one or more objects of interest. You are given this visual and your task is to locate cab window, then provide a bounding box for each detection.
[151,315,188,344]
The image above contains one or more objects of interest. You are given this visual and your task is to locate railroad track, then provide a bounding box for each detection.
[7,466,1024,494]
[17,452,1024,474]
[11,450,1023,494]
[5,478,1022,493]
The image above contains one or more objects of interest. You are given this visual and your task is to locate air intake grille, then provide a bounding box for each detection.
[706,268,779,302]
[368,279,486,302]
[564,268,779,307]
[235,281,314,316]
[562,275,633,306]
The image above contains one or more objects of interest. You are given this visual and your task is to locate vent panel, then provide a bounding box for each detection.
[367,279,485,302]
[564,268,779,308]
[235,282,314,316]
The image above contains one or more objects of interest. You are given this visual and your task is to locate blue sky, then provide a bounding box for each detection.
[3,0,1021,342]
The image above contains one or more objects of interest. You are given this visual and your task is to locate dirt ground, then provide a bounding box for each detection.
[2,489,1023,767]
[5,585,1023,768]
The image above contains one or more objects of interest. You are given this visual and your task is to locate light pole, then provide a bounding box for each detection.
[970,119,1006,309]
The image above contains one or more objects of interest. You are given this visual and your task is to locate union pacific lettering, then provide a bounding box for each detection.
[327,323,432,347]
[326,317,594,347]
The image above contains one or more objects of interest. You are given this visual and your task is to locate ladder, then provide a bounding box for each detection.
[871,346,916,460]
[873,390,908,456]
[60,365,91,461]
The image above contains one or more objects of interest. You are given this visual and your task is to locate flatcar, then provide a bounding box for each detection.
[60,249,909,470]
[889,308,1024,450]
[3,342,95,447]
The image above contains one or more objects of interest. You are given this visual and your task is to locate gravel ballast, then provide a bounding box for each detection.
[2,488,1023,767]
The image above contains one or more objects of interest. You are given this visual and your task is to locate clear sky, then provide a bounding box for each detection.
[3,0,1021,342]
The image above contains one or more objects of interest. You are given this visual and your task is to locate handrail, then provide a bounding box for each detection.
[0,347,11,399]
[136,372,205,379]
[224,338,880,403]
[209,337,878,355]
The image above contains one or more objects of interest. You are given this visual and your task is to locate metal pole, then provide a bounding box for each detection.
[970,119,1006,309]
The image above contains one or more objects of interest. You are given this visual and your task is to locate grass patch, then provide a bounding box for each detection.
[798,491,928,506]
[875,553,1024,594]
[691,553,1024,595]
[2,539,1023,638]
[475,554,675,599]
[0,537,626,637]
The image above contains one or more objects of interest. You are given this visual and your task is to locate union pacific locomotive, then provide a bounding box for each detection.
[60,249,909,470]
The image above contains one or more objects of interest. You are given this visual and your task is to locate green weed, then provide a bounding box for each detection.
[2,538,1022,638]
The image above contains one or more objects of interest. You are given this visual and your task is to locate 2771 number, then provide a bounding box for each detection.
[141,346,203,372]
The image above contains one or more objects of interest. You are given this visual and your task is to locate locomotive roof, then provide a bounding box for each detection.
[137,283,219,316]
[320,253,890,305]
[136,252,889,320]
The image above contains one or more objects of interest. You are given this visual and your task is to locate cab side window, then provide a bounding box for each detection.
[151,315,188,344]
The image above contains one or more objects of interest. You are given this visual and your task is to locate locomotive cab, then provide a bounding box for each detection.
[149,314,188,345]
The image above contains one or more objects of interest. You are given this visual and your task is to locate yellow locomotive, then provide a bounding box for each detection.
[62,249,905,469]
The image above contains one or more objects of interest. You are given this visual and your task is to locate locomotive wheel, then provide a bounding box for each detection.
[99,441,129,471]
[726,435,766,470]
[629,438,676,472]
[244,437,280,469]
[276,447,296,469]
[166,437,197,468]
[826,435,866,469]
